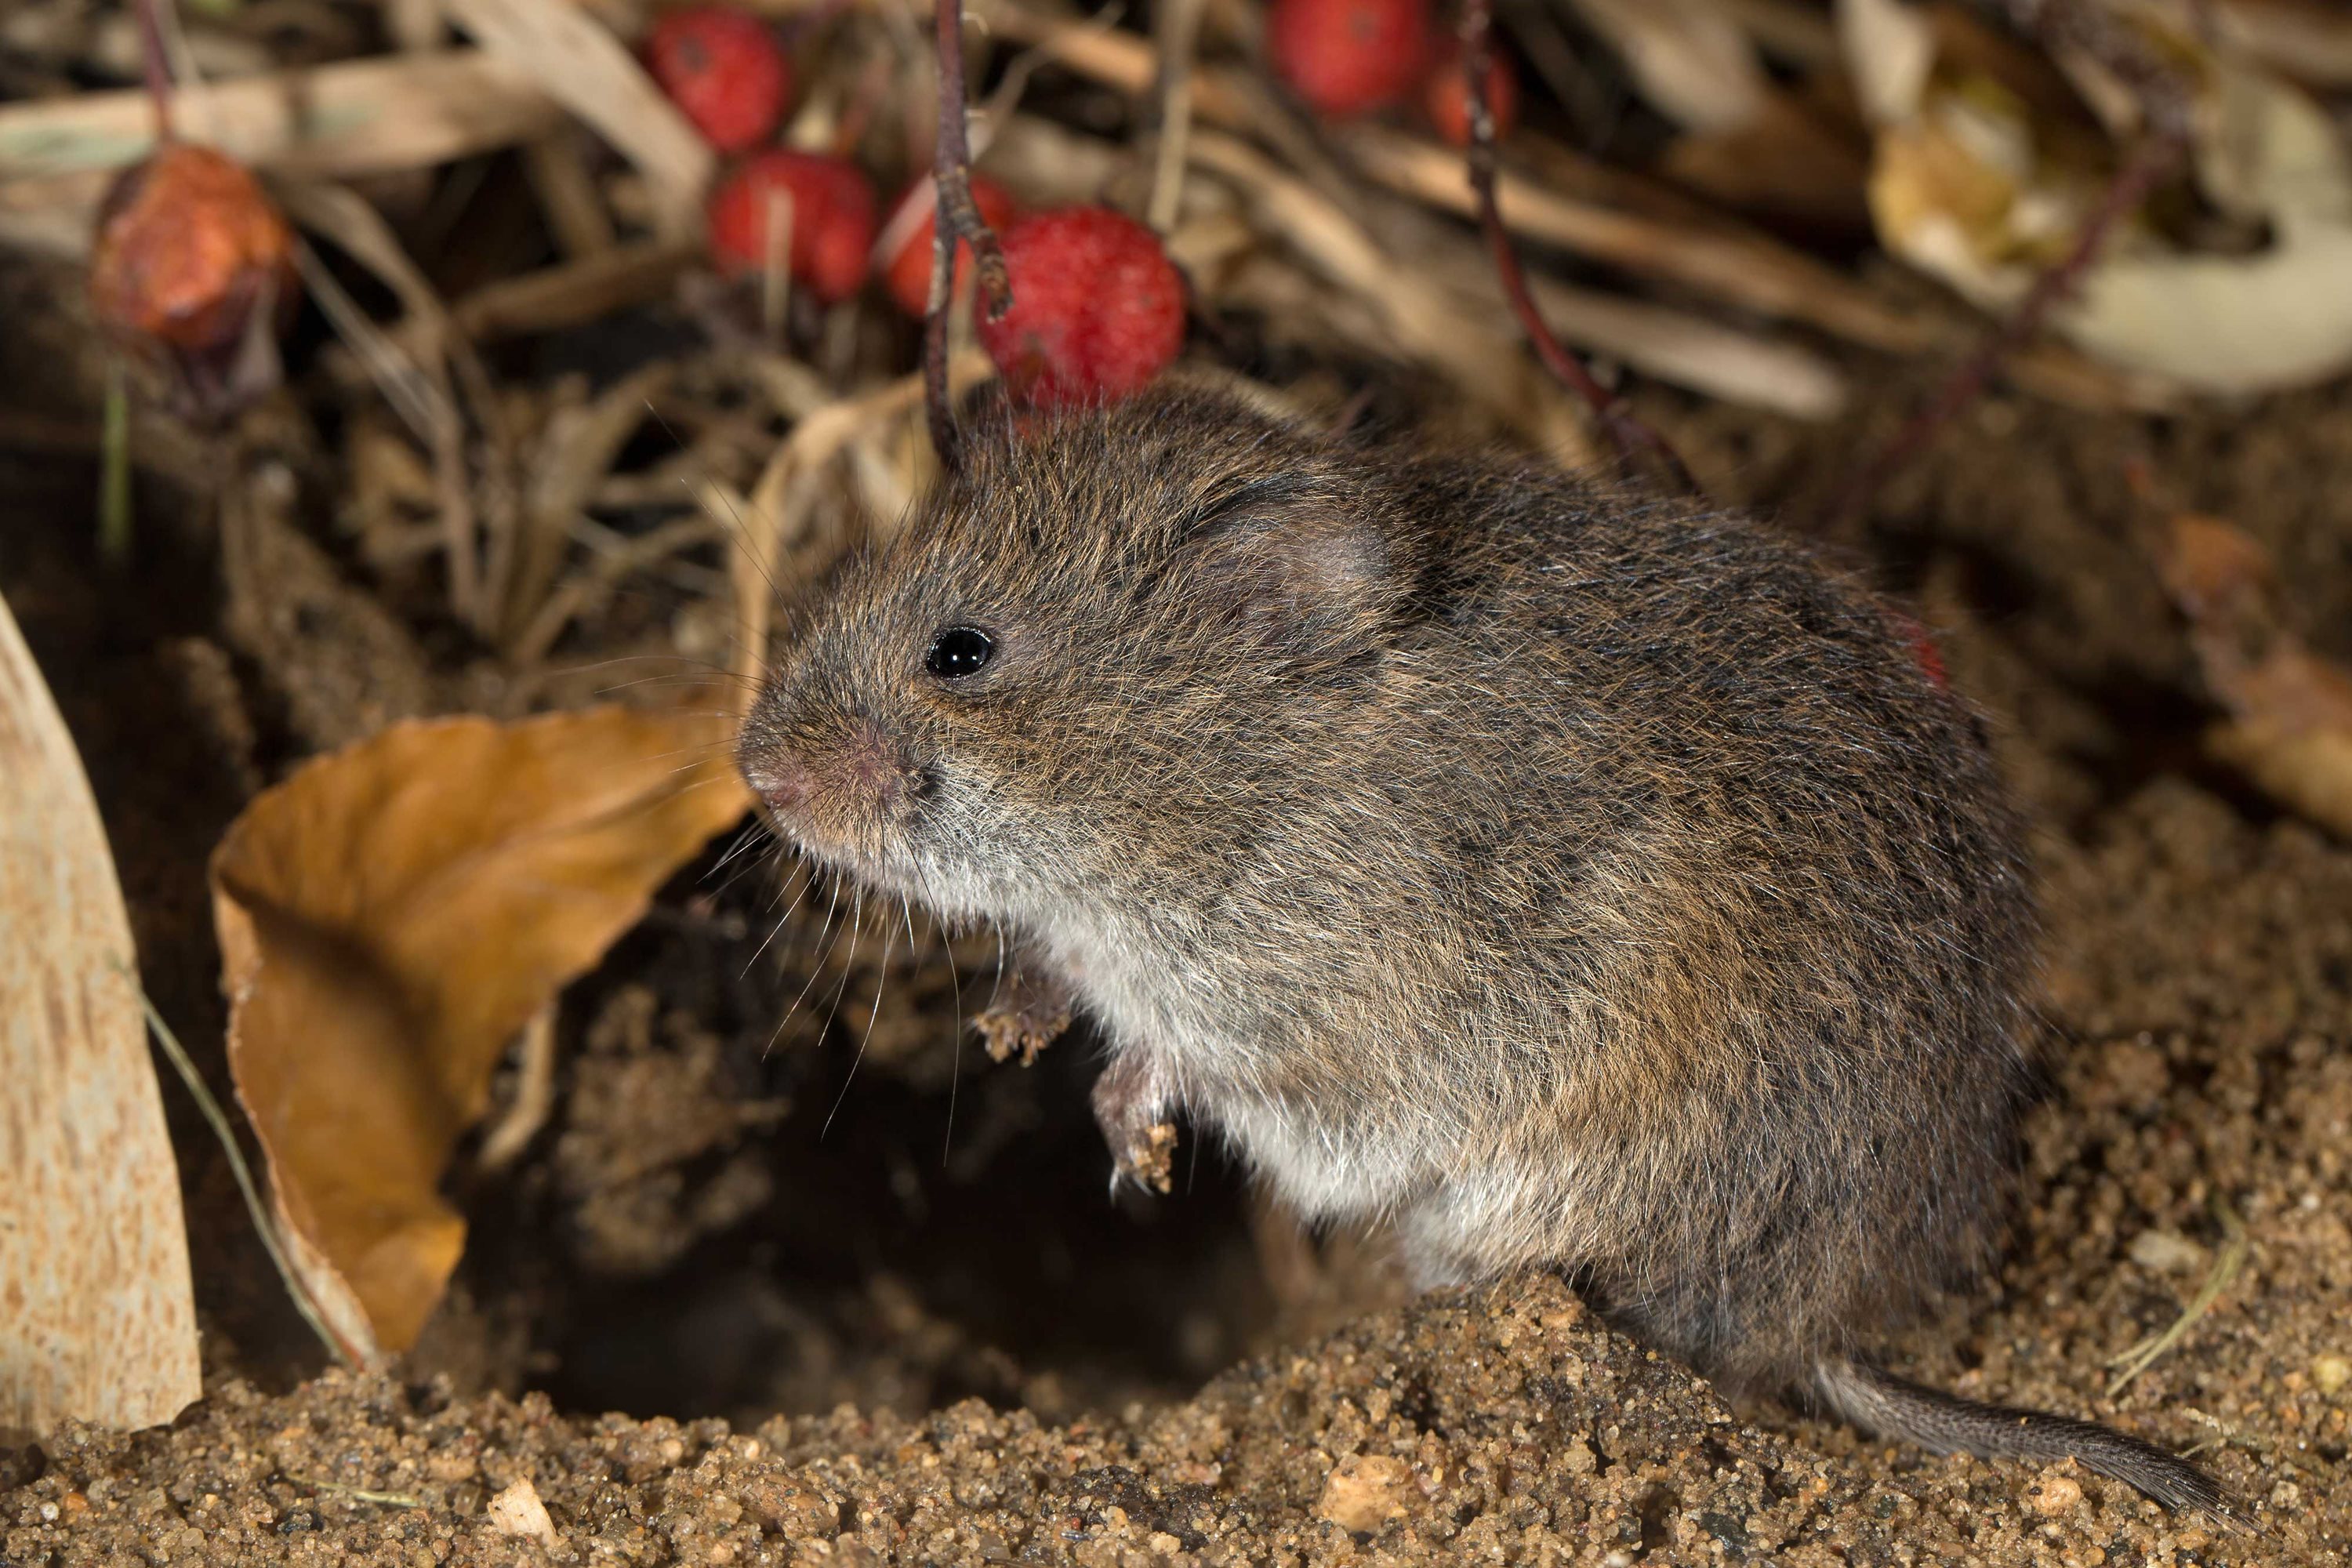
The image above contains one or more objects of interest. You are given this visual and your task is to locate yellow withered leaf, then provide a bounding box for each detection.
[211,706,751,1359]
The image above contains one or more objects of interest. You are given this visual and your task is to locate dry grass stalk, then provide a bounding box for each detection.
[2103,0,2352,86]
[426,242,701,353]
[2107,1203,2251,1397]
[274,178,488,630]
[510,362,681,654]
[524,130,621,260]
[1189,131,1596,467]
[437,0,713,244]
[1348,123,1924,351]
[0,50,563,253]
[1145,0,1208,233]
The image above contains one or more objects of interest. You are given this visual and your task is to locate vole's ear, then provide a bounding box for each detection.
[1181,477,1398,643]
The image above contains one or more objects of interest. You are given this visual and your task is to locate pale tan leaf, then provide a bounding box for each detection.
[212,706,751,1359]
[0,591,199,1434]
[2055,65,2352,393]
[2063,232,2352,394]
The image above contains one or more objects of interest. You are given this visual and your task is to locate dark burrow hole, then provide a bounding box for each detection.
[441,840,1278,1426]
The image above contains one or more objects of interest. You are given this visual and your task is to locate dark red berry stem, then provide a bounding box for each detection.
[1826,0,2194,531]
[1825,129,2183,532]
[925,0,1011,472]
[134,0,176,142]
[1459,0,1695,498]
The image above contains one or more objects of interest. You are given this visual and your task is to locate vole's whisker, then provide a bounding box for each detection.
[988,921,1008,1011]
[762,869,843,1051]
[822,895,895,1139]
[905,886,965,1167]
[707,817,775,881]
[741,858,809,980]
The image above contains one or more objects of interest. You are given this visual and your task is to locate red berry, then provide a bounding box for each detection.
[1422,41,1519,148]
[1267,0,1432,118]
[1886,612,1948,689]
[1910,626,1948,689]
[975,208,1185,408]
[880,174,1018,318]
[707,151,877,305]
[644,6,792,154]
[90,142,294,358]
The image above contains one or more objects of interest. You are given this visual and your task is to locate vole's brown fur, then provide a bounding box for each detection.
[738,387,2225,1514]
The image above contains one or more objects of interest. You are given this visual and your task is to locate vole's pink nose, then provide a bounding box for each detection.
[745,718,912,825]
[746,750,816,818]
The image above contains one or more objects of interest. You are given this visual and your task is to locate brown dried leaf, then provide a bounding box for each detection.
[2157,513,2352,838]
[0,592,199,1435]
[211,706,751,1359]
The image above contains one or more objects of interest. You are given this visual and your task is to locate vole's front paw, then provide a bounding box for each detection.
[971,968,1073,1066]
[1091,1053,1176,1195]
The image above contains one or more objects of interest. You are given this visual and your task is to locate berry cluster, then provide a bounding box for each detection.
[1267,0,1520,146]
[650,5,1185,405]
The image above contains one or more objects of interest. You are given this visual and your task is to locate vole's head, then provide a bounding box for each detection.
[737,389,1416,923]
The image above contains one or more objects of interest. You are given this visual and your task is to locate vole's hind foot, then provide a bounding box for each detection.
[972,967,1073,1065]
[1813,1359,2240,1524]
[1092,1053,1176,1194]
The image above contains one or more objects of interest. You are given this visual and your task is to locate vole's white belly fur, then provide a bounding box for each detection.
[1040,909,1432,1223]
[1210,1095,1429,1221]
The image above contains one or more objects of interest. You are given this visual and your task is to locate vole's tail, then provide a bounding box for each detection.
[1813,1358,2233,1519]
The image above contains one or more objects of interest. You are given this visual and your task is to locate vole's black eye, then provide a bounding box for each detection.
[925,625,995,680]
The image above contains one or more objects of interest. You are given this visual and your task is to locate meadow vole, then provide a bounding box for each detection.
[736,387,2226,1514]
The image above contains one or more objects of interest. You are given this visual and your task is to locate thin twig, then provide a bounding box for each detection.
[299,1479,428,1508]
[1826,129,2185,531]
[476,1004,560,1172]
[2107,1201,2249,1397]
[1460,0,1697,497]
[99,360,132,566]
[1146,0,1207,234]
[925,0,1012,470]
[128,975,361,1370]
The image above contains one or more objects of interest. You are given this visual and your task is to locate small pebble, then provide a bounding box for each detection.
[2027,1472,2083,1515]
[488,1478,557,1544]
[1316,1454,1413,1533]
[2127,1229,2208,1274]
